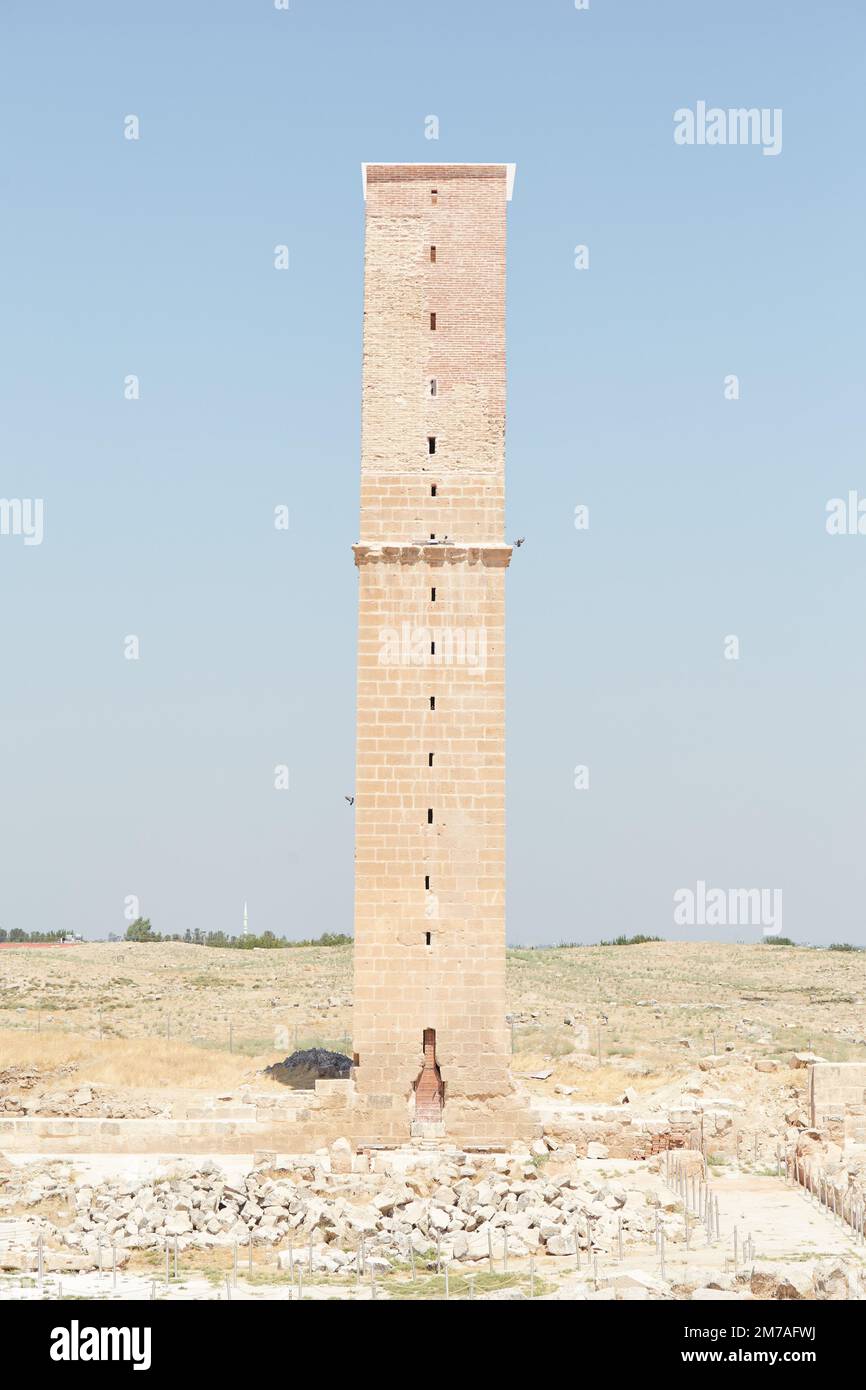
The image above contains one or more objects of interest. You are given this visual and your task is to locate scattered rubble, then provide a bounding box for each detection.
[0,1153,685,1270]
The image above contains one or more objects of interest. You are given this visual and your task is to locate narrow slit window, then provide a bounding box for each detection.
[430,245,437,263]
[428,436,436,454]
[430,641,435,655]
[428,752,434,767]
[424,875,430,890]
[425,932,431,946]
[429,378,438,397]
[431,483,437,496]
[429,696,435,710]
[429,312,436,330]
[430,533,436,540]
[431,188,438,204]
[427,808,433,824]
[431,587,436,602]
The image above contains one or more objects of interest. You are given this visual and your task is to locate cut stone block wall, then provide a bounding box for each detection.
[0,1080,540,1154]
[810,1062,866,1133]
[352,163,531,1142]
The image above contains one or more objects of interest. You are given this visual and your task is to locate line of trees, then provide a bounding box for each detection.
[124,918,351,949]
[0,929,67,942]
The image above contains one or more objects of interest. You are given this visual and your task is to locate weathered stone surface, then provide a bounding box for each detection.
[749,1265,814,1300]
[698,1055,728,1072]
[790,1052,825,1069]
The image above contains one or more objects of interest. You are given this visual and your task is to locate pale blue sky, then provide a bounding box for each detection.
[1,1,864,944]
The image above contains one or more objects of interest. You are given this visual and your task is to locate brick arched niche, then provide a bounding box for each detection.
[414,1028,444,1122]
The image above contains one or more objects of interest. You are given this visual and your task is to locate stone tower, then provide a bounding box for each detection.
[352,163,528,1144]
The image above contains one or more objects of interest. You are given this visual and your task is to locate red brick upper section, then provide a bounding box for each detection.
[360,165,510,545]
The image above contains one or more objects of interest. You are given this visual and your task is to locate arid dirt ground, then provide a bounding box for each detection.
[2,941,865,1302]
[0,939,864,1119]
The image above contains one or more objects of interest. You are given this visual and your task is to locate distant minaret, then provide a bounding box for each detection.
[242,901,249,938]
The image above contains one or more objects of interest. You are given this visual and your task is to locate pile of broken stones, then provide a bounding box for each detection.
[0,1146,860,1298]
[1,1150,682,1269]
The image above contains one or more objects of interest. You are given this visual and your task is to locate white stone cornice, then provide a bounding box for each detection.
[353,542,512,569]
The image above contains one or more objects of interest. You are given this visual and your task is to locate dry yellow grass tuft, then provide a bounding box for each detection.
[512,1052,660,1103]
[0,1030,275,1091]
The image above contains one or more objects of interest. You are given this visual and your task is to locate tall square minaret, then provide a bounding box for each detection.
[352,163,523,1140]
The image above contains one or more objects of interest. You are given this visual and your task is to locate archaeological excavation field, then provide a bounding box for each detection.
[1,939,865,1301]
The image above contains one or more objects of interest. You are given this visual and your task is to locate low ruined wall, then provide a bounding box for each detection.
[542,1106,702,1160]
[0,1085,743,1161]
[0,1080,539,1154]
[810,1063,866,1138]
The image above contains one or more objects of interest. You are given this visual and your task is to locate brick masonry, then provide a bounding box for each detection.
[0,1089,708,1158]
[351,164,531,1141]
[810,1062,866,1144]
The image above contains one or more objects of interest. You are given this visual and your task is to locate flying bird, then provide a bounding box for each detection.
[514,537,525,547]
[345,795,354,806]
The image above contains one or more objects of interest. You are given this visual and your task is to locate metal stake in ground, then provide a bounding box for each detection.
[487,1229,493,1274]
[233,1240,238,1288]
